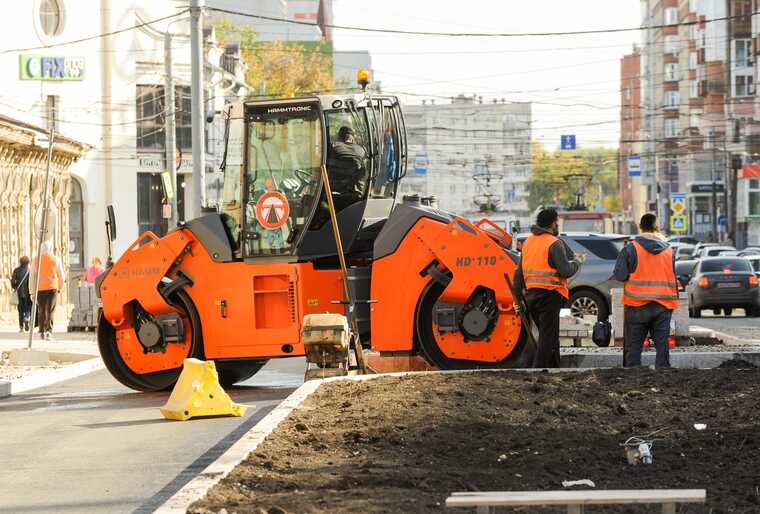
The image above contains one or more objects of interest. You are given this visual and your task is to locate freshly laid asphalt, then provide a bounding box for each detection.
[0,357,305,514]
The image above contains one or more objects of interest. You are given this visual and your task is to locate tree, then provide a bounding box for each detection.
[215,18,336,98]
[529,144,621,213]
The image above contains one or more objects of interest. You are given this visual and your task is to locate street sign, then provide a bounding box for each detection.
[718,215,727,227]
[627,156,641,177]
[560,135,576,150]
[161,171,175,200]
[670,214,687,233]
[670,192,686,215]
[413,152,428,175]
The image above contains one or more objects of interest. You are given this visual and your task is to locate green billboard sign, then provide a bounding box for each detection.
[19,55,85,81]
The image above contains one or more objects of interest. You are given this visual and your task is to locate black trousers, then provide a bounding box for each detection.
[37,290,57,334]
[17,296,31,326]
[526,289,565,368]
[623,303,673,369]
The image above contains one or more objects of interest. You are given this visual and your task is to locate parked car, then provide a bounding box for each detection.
[694,245,736,259]
[738,249,760,257]
[675,243,695,260]
[515,232,627,322]
[686,257,760,318]
[667,235,700,245]
[675,259,698,291]
[746,254,760,275]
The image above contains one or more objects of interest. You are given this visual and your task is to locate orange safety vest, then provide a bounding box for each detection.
[521,233,569,299]
[623,240,679,310]
[33,254,62,292]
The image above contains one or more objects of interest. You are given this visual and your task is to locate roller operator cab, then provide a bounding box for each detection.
[97,94,530,392]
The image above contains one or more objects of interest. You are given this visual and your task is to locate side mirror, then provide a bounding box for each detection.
[106,205,117,241]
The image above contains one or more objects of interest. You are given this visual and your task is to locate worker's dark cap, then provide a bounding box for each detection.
[338,126,355,139]
[536,208,559,228]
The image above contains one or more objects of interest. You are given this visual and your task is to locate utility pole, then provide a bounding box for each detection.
[164,32,178,229]
[190,0,206,218]
[711,142,718,242]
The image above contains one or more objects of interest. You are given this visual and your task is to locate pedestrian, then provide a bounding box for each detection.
[514,208,582,368]
[10,256,31,333]
[30,241,65,340]
[614,213,678,369]
[83,256,105,284]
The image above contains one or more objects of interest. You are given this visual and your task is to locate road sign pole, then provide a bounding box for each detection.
[28,128,55,349]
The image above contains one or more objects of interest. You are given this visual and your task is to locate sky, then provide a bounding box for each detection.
[331,0,642,150]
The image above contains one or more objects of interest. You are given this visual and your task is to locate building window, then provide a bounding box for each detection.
[690,112,701,128]
[175,85,192,149]
[665,63,680,81]
[689,80,699,98]
[46,95,58,133]
[689,24,697,41]
[689,0,697,12]
[750,180,760,216]
[68,178,84,269]
[665,118,680,138]
[39,0,63,36]
[665,91,680,108]
[136,85,165,150]
[664,7,678,25]
[137,173,187,237]
[734,39,752,68]
[664,35,679,55]
[735,75,754,97]
[689,52,698,70]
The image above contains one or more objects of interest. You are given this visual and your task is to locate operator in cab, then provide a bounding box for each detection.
[328,126,367,211]
[614,213,678,369]
[514,208,583,368]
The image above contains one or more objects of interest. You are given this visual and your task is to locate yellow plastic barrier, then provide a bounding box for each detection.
[160,358,247,421]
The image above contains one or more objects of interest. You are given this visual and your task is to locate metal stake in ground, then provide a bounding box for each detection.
[319,164,367,373]
[28,128,55,350]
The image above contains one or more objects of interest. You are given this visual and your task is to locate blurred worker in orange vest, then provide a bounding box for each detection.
[614,213,678,368]
[30,241,66,340]
[514,208,582,368]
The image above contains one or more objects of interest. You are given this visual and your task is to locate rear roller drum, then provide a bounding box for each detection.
[216,360,269,387]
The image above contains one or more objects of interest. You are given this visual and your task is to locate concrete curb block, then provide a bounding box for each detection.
[4,356,104,396]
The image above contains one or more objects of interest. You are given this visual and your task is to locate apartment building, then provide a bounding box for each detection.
[637,0,760,245]
[401,95,533,227]
[619,46,645,232]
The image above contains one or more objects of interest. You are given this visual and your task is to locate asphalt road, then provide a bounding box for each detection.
[0,357,305,514]
[691,311,760,341]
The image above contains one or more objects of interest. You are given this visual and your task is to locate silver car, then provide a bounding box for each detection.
[516,232,628,322]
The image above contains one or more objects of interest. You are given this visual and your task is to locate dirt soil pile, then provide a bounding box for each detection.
[191,369,760,514]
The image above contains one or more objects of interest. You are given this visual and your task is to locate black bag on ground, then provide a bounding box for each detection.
[592,319,611,347]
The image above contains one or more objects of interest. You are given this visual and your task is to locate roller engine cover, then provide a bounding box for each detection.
[458,286,498,341]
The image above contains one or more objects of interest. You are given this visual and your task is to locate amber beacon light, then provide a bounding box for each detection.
[357,68,370,91]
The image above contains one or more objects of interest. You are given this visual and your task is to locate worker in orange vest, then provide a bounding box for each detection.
[614,213,678,368]
[30,241,65,340]
[514,208,582,368]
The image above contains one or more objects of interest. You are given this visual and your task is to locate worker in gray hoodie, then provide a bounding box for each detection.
[614,213,678,368]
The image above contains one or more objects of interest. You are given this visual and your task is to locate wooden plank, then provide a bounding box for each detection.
[446,490,706,507]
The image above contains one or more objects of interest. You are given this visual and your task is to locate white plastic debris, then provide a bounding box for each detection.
[693,423,707,431]
[562,479,596,488]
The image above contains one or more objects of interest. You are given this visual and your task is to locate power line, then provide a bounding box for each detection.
[208,6,753,38]
[0,10,189,55]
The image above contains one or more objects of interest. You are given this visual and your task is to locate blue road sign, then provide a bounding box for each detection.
[413,152,427,175]
[627,156,641,177]
[670,214,687,233]
[718,215,727,227]
[560,135,576,150]
[507,190,516,202]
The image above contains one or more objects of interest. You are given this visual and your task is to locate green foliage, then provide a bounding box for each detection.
[529,144,621,213]
[214,18,336,98]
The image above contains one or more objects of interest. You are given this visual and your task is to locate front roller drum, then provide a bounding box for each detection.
[415,279,534,370]
[98,290,202,392]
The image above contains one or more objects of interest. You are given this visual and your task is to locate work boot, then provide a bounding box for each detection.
[24,321,29,332]
[19,324,24,333]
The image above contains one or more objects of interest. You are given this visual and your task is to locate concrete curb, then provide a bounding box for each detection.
[0,356,104,398]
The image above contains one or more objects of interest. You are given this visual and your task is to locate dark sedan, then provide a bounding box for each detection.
[686,257,760,317]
